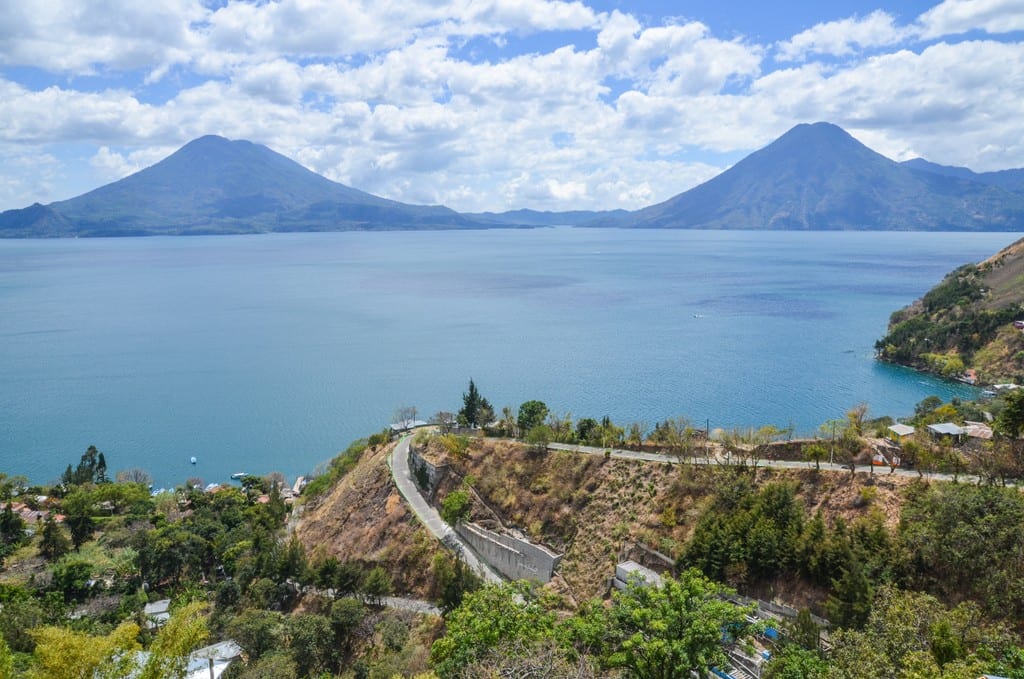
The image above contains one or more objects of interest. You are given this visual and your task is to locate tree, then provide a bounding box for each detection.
[441,490,471,527]
[115,467,153,485]
[0,503,25,553]
[138,601,209,679]
[458,379,491,428]
[827,553,873,629]
[60,488,95,550]
[517,400,548,436]
[763,645,827,679]
[803,440,828,471]
[360,565,393,605]
[996,389,1024,438]
[28,620,140,679]
[286,614,336,677]
[430,582,557,678]
[432,410,457,435]
[38,514,70,561]
[579,569,756,679]
[500,406,518,438]
[432,552,482,614]
[0,635,12,679]
[227,609,284,663]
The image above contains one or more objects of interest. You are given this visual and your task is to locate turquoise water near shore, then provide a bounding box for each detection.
[0,229,1017,488]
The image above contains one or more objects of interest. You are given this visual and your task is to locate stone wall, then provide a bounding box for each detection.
[408,444,449,500]
[455,522,563,583]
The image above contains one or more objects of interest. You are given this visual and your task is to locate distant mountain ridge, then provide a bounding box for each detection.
[3,124,1024,237]
[592,122,1024,231]
[0,135,495,237]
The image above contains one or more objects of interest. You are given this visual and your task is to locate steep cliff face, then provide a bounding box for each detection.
[876,236,1024,383]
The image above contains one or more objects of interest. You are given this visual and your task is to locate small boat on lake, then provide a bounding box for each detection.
[190,456,197,465]
[230,472,246,480]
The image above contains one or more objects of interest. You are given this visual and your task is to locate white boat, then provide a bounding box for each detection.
[230,472,246,480]
[190,456,197,465]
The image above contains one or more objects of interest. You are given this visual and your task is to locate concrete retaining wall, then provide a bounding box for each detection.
[455,522,562,583]
[408,445,450,499]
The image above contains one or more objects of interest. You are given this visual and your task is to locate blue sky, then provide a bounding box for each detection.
[1,0,1023,212]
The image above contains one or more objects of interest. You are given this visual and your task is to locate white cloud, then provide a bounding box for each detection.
[917,0,1024,39]
[776,10,912,61]
[0,0,203,76]
[1,2,1024,213]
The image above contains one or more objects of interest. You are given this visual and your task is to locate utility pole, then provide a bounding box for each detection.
[830,421,836,466]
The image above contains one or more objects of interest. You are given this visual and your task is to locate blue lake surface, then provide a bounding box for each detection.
[1,229,1019,488]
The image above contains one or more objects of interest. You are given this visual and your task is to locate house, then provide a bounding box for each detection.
[963,421,993,440]
[888,424,915,442]
[927,423,965,442]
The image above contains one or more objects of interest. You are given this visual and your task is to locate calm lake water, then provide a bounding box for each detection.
[1,229,1018,488]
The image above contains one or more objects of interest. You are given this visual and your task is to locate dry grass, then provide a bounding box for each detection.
[295,442,442,597]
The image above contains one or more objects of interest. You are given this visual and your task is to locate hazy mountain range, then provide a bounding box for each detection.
[3,122,1024,237]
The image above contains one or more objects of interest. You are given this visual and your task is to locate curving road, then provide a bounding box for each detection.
[547,442,995,484]
[389,436,503,584]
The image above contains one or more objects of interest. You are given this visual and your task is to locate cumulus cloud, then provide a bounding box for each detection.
[917,0,1024,38]
[776,10,913,61]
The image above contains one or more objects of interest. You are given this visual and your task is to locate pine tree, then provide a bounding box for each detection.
[458,379,491,428]
[39,514,71,561]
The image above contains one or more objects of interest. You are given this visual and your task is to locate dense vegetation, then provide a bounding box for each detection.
[876,238,1024,383]
[3,380,1024,677]
[0,442,463,678]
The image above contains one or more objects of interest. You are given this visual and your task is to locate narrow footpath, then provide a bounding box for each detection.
[389,436,503,584]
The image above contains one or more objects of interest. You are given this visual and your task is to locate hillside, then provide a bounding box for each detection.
[592,122,1024,231]
[416,436,909,606]
[0,135,494,237]
[876,236,1024,382]
[294,442,443,596]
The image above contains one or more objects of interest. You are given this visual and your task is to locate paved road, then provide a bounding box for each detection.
[389,436,503,584]
[547,441,993,485]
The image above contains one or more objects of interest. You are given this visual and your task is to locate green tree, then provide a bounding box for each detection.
[440,490,471,526]
[138,601,209,679]
[432,552,482,614]
[517,400,549,436]
[827,554,873,629]
[577,569,756,679]
[0,635,12,679]
[763,645,827,679]
[27,620,140,679]
[803,440,828,471]
[60,489,95,550]
[458,379,492,428]
[430,582,556,678]
[996,389,1024,438]
[360,565,393,605]
[0,504,25,556]
[226,609,284,663]
[285,614,335,677]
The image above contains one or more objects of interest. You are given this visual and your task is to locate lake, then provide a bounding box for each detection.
[1,229,1018,488]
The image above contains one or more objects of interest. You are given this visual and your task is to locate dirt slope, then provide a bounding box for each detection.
[294,442,442,596]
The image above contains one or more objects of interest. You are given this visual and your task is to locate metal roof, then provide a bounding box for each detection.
[927,422,964,436]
